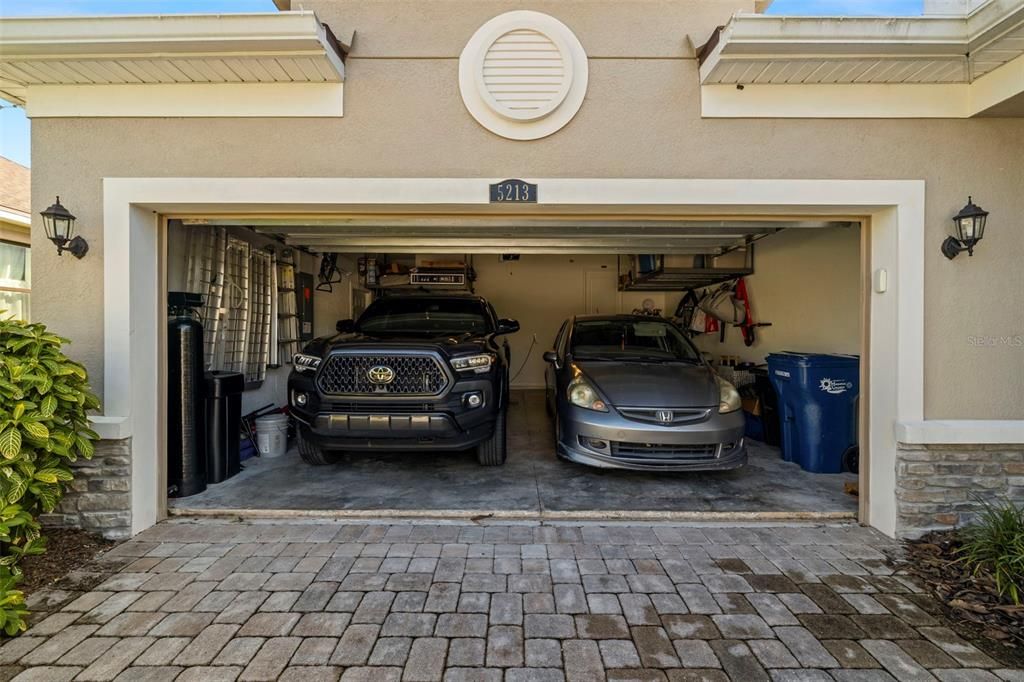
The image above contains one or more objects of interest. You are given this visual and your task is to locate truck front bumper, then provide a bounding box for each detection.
[289,375,498,452]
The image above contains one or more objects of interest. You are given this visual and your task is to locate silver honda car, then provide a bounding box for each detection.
[544,315,746,471]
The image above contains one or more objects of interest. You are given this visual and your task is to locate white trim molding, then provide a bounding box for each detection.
[0,207,30,228]
[89,416,131,441]
[25,82,344,118]
[103,177,925,537]
[897,420,1024,445]
[700,50,1024,118]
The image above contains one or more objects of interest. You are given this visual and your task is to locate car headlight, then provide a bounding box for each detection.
[717,376,741,414]
[568,375,609,412]
[451,353,495,374]
[293,353,322,374]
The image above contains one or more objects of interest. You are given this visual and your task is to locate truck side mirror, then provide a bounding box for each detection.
[496,318,520,335]
[336,319,355,333]
[543,350,559,364]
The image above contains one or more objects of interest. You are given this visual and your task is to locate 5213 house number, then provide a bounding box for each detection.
[489,179,537,203]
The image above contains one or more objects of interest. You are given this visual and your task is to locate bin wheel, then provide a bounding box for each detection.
[297,426,341,466]
[842,445,859,474]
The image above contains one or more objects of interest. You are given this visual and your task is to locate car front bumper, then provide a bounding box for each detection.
[556,404,747,472]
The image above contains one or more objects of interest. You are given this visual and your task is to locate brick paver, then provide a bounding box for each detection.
[3,519,1021,681]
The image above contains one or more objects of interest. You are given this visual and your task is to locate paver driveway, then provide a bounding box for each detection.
[3,519,1021,681]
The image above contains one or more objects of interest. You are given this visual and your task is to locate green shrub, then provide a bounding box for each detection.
[958,496,1024,605]
[0,317,100,634]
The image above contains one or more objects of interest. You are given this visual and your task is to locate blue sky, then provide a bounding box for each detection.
[0,0,923,167]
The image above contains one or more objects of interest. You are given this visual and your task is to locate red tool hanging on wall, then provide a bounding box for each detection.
[734,277,771,346]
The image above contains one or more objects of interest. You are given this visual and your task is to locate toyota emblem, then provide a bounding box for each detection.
[655,410,674,424]
[367,365,396,385]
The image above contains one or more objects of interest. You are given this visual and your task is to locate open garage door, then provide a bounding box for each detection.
[165,212,863,525]
[186,216,854,255]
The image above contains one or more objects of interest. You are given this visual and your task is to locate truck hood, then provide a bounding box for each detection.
[307,331,490,358]
[576,360,718,408]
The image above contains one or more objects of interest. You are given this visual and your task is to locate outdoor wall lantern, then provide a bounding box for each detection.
[40,196,88,259]
[941,196,988,260]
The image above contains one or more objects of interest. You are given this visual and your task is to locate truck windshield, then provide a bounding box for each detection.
[571,319,701,363]
[358,298,491,335]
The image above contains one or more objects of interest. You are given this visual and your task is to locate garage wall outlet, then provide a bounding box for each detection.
[873,268,888,293]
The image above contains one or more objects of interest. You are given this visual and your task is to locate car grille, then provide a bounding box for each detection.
[616,407,711,426]
[610,441,719,461]
[317,353,450,396]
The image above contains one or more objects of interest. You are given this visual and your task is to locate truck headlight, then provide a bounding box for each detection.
[293,353,322,374]
[717,376,741,414]
[568,375,608,412]
[451,353,495,373]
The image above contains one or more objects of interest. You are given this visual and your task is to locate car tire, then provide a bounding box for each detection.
[476,411,508,466]
[297,426,341,466]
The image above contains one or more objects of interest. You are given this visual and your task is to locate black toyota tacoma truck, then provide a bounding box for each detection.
[288,294,520,466]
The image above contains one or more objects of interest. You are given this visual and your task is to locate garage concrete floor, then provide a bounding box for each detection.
[170,390,858,517]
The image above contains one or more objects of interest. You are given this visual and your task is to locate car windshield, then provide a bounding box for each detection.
[358,298,491,335]
[570,319,701,363]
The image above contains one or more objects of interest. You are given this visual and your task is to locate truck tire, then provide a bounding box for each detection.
[297,426,341,466]
[476,411,508,466]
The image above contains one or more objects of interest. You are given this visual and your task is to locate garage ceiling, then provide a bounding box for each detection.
[181,217,857,255]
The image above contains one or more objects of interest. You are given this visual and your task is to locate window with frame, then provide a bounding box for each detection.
[0,240,30,321]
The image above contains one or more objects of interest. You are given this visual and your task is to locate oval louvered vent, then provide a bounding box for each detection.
[480,28,572,122]
[460,11,588,140]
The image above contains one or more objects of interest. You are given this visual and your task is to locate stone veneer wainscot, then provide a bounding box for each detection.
[896,443,1024,536]
[42,438,132,540]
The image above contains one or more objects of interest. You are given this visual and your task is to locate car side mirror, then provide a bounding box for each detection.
[336,319,355,333]
[543,350,559,364]
[496,318,520,335]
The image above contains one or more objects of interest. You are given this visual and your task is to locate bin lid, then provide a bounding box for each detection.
[767,352,859,368]
[204,370,245,396]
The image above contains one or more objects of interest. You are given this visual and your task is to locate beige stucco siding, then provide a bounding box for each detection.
[29,20,1024,419]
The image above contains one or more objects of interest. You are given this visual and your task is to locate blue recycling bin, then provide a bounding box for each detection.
[767,352,859,474]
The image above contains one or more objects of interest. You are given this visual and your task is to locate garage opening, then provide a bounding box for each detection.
[162,214,863,520]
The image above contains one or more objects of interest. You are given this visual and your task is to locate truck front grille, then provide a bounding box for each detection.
[317,353,450,396]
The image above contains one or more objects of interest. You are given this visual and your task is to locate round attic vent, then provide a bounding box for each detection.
[460,11,588,140]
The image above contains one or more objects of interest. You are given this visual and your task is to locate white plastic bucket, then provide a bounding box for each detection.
[255,414,289,458]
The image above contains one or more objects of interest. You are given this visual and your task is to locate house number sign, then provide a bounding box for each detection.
[490,179,537,203]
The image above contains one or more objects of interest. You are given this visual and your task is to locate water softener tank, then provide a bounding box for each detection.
[167,293,207,497]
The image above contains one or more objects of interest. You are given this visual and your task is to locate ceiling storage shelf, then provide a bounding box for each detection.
[618,247,756,292]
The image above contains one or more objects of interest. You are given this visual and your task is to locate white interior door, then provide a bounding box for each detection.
[584,270,619,315]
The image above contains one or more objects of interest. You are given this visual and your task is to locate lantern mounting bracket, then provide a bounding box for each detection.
[59,236,89,259]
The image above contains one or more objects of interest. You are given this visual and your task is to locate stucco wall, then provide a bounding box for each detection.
[28,0,1024,419]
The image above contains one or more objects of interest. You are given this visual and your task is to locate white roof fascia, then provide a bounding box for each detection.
[700,0,1024,85]
[0,11,346,105]
[0,207,31,228]
[0,11,333,56]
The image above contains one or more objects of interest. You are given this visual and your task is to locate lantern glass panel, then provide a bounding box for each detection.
[972,214,986,241]
[957,215,974,241]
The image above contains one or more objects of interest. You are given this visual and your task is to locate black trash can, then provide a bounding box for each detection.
[751,366,781,447]
[205,371,244,484]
